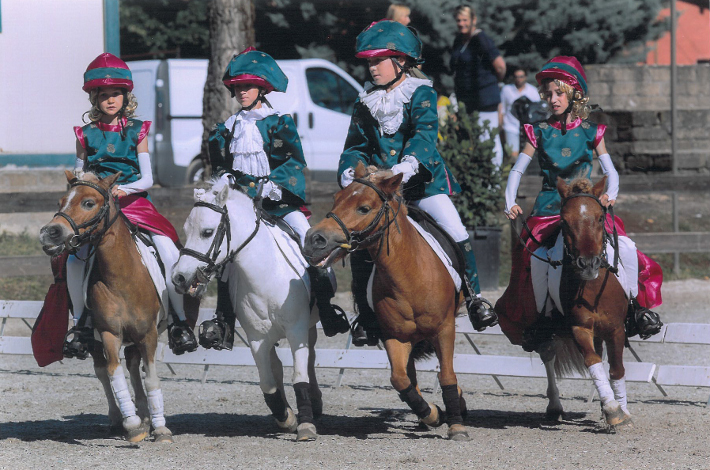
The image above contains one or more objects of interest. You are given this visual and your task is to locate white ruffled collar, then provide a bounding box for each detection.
[360,77,433,136]
[226,106,278,177]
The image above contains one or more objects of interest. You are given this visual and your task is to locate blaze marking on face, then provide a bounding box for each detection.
[61,189,77,212]
[579,204,588,216]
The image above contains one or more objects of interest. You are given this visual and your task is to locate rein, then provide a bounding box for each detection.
[510,191,619,273]
[179,191,263,284]
[53,179,121,257]
[326,177,402,258]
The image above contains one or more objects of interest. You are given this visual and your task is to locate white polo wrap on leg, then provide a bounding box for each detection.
[610,377,629,414]
[588,362,615,406]
[109,365,139,426]
[147,389,166,428]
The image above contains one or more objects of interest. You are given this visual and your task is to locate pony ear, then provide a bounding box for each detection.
[556,177,570,199]
[215,180,230,205]
[102,172,122,190]
[380,172,404,198]
[592,176,607,198]
[354,161,368,179]
[64,170,76,183]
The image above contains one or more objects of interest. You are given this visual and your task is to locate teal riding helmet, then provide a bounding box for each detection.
[355,19,422,62]
[222,47,288,93]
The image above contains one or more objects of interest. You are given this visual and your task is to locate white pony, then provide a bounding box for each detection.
[171,175,321,441]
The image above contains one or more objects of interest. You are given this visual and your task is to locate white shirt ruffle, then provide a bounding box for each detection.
[225,106,277,177]
[360,77,433,136]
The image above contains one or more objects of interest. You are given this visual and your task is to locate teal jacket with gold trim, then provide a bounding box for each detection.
[209,112,307,217]
[338,84,461,201]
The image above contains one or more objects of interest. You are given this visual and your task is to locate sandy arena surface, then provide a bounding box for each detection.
[1,280,709,469]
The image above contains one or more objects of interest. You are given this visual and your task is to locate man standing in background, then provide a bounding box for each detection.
[500,66,540,159]
[450,5,506,167]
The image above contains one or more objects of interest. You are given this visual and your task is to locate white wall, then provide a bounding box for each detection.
[0,0,104,155]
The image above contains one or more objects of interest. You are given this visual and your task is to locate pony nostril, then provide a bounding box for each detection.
[311,233,328,249]
[576,257,587,270]
[592,256,602,270]
[174,273,186,286]
[44,224,62,241]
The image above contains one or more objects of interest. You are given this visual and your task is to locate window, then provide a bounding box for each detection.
[305,67,359,115]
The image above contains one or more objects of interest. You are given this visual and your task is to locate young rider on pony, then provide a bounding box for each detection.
[497,56,664,351]
[204,47,350,349]
[64,53,198,358]
[338,19,498,345]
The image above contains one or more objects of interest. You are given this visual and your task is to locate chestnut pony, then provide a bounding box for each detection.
[303,163,469,441]
[541,177,632,427]
[38,171,188,442]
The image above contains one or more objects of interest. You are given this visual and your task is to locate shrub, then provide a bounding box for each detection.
[439,103,503,228]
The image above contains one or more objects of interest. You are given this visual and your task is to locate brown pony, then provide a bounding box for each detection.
[39,171,184,442]
[302,163,469,440]
[544,176,632,427]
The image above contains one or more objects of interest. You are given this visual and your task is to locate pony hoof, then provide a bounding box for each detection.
[276,407,298,433]
[448,424,470,441]
[420,404,445,428]
[296,423,317,441]
[125,425,149,443]
[152,427,174,443]
[602,402,627,426]
[545,408,565,422]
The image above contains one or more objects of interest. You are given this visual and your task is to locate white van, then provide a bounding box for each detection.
[129,58,363,187]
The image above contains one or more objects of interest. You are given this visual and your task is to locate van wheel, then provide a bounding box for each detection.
[186,159,205,184]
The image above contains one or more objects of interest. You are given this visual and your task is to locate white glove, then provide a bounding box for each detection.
[118,152,154,195]
[504,152,532,213]
[390,155,420,183]
[340,168,355,188]
[598,153,619,201]
[262,180,282,201]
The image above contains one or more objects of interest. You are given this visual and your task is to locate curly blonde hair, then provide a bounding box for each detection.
[539,79,590,120]
[84,89,138,123]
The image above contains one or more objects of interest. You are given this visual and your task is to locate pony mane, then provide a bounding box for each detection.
[359,166,403,196]
[193,175,252,205]
[568,177,593,195]
[78,172,100,183]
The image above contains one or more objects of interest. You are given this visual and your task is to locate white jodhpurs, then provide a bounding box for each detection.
[282,210,311,247]
[411,194,469,243]
[66,245,90,325]
[151,234,186,321]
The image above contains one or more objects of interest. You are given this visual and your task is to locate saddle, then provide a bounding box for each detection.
[406,204,465,282]
[259,210,302,248]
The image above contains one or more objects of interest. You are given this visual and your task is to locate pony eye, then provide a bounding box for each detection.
[357,205,371,215]
[201,229,214,238]
[82,199,96,209]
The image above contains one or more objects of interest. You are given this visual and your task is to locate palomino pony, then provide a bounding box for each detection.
[171,175,322,441]
[537,177,632,428]
[38,171,178,442]
[303,163,469,441]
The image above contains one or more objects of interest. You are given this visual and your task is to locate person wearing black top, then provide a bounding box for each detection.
[451,5,506,167]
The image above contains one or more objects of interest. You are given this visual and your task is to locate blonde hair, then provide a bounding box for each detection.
[539,79,591,120]
[84,88,138,123]
[453,5,475,19]
[386,4,411,24]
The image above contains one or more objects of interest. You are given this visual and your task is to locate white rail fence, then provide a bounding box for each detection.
[1,300,709,404]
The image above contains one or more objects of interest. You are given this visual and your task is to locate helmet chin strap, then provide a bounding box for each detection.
[559,102,574,135]
[368,57,406,93]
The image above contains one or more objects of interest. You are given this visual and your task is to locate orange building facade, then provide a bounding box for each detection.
[646,0,710,65]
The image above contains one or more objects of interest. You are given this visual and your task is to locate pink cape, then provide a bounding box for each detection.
[119,195,179,243]
[495,214,663,346]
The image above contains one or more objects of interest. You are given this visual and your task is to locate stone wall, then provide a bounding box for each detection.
[585,64,710,173]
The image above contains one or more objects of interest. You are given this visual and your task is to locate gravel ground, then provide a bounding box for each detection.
[1,280,709,469]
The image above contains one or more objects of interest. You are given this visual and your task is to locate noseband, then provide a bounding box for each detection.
[325,177,402,257]
[179,199,261,284]
[53,179,119,255]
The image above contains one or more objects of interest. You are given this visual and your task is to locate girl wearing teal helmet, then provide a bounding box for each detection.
[64,53,197,358]
[340,20,498,347]
[203,48,350,349]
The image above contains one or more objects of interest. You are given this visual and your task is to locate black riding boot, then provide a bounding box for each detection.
[63,314,95,360]
[626,297,663,340]
[198,279,235,350]
[350,250,380,346]
[456,239,498,331]
[168,317,198,355]
[308,266,350,337]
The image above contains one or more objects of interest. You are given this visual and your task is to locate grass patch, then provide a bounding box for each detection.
[0,275,53,301]
[0,231,44,256]
[648,253,710,281]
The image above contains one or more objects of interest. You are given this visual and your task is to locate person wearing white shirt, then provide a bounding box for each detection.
[500,67,540,158]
